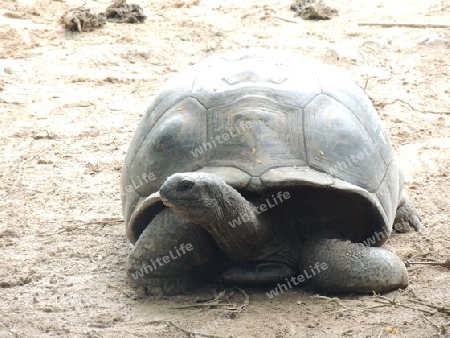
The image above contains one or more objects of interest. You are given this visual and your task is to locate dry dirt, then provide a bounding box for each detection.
[1,0,449,337]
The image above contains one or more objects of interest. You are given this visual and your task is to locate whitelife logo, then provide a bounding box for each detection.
[266,262,328,298]
[190,121,253,157]
[228,191,291,228]
[131,243,193,280]
[123,172,156,195]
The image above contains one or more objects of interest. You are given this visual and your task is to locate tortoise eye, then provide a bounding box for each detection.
[178,179,194,191]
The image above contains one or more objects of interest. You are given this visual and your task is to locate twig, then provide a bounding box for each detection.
[407,259,450,269]
[0,148,44,199]
[203,290,228,302]
[166,320,233,338]
[56,225,87,234]
[10,160,26,191]
[377,98,450,115]
[313,295,354,311]
[171,288,249,313]
[410,299,450,315]
[233,286,249,313]
[171,290,231,309]
[75,218,123,226]
[273,16,298,24]
[362,76,370,93]
[106,283,121,290]
[422,315,447,334]
[359,22,450,29]
[171,303,233,309]
[0,159,28,200]
[314,294,436,314]
[371,294,435,314]
[86,217,124,229]
[423,315,440,331]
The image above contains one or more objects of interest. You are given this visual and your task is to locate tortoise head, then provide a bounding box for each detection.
[159,172,232,226]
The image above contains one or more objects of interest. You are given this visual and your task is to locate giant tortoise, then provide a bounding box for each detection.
[121,49,421,296]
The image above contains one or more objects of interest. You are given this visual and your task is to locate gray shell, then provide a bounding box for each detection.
[122,49,403,244]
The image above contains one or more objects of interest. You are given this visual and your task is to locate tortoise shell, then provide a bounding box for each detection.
[121,49,402,245]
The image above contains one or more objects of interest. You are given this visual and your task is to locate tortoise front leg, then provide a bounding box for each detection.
[299,193,421,294]
[300,238,409,294]
[126,208,218,296]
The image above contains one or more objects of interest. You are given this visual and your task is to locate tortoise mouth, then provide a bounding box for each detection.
[161,199,174,207]
[160,197,200,208]
[159,190,205,213]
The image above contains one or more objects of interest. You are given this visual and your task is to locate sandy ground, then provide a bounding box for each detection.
[1,0,449,337]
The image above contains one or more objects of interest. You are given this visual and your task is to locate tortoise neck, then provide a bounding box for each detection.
[197,184,272,262]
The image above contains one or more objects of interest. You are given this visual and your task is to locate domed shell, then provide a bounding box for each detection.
[122,49,403,244]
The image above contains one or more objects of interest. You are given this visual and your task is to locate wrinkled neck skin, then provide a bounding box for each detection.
[176,183,273,262]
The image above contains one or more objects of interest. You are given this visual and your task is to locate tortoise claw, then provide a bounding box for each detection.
[394,194,421,232]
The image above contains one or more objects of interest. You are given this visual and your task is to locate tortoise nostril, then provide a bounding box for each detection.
[159,184,171,199]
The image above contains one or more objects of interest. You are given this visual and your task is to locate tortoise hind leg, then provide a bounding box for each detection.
[126,208,218,296]
[394,193,421,232]
[300,238,408,294]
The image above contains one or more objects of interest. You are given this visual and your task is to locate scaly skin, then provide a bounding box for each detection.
[300,238,409,293]
[126,208,219,296]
